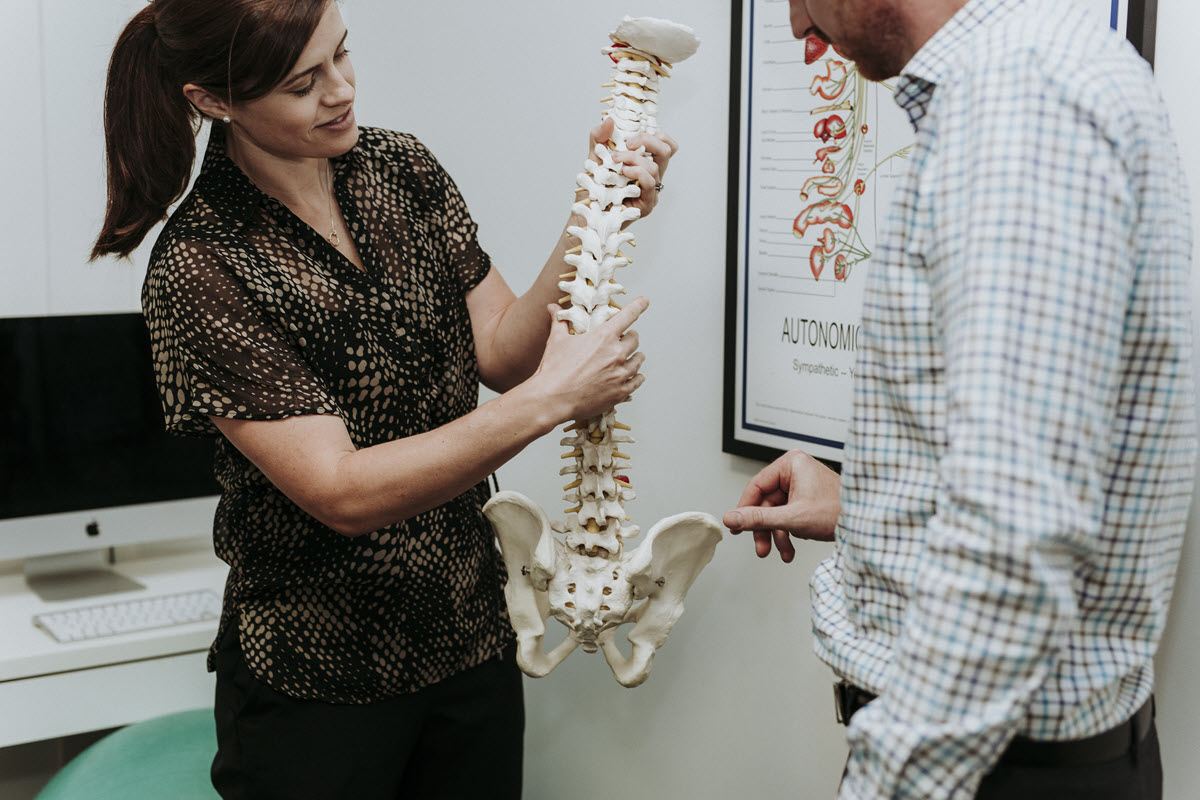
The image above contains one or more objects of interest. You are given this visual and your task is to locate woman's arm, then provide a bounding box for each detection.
[211,298,648,536]
[468,119,677,392]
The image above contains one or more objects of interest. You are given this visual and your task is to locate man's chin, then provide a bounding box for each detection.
[853,58,902,82]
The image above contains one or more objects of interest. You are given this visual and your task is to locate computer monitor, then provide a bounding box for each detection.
[0,312,221,601]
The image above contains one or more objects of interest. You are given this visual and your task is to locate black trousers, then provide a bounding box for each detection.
[975,722,1162,800]
[211,645,524,800]
[837,685,1161,800]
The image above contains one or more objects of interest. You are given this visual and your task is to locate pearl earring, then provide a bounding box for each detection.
[222,115,231,124]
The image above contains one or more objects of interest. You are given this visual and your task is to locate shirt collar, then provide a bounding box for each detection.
[195,126,367,224]
[892,0,1025,130]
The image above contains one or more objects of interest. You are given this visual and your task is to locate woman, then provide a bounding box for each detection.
[92,1,675,797]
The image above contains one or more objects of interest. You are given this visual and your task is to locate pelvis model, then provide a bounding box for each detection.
[484,17,722,688]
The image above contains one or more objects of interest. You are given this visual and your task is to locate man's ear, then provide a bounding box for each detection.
[182,84,230,120]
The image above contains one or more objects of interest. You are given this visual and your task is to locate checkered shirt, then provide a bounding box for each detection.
[808,1,1197,797]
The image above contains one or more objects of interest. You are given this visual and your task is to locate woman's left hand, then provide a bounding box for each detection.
[585,118,679,220]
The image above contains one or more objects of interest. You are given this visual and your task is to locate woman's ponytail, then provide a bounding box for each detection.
[91,5,199,260]
[90,0,330,260]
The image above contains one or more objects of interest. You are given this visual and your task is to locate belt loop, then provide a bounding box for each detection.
[1130,713,1140,765]
[834,681,849,725]
[1131,695,1156,765]
[833,680,876,725]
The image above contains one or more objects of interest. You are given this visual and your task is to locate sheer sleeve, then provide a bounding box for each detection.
[142,237,342,437]
[389,133,493,292]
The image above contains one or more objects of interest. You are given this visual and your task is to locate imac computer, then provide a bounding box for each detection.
[0,312,221,602]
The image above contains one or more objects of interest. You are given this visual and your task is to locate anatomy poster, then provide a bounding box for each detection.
[723,0,1154,463]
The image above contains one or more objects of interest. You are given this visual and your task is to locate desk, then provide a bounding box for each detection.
[0,548,227,748]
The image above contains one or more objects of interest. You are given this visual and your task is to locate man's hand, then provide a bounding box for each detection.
[723,449,840,562]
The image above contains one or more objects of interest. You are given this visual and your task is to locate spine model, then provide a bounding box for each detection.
[484,17,721,688]
[554,31,672,557]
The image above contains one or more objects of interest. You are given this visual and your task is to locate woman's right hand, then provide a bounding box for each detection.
[528,298,649,422]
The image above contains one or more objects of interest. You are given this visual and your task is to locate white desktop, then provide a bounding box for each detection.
[0,533,227,749]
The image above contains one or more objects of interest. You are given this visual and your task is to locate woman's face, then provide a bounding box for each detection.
[231,1,358,162]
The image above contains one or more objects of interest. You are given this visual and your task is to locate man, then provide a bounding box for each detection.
[725,1,1195,798]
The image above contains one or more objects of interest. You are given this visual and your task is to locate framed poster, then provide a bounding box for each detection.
[722,0,1157,464]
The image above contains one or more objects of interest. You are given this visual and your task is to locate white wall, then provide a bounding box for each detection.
[1,1,1197,798]
[0,0,175,319]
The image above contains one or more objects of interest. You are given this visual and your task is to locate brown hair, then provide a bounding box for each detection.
[91,0,329,260]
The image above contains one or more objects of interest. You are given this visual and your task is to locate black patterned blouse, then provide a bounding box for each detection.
[142,126,513,703]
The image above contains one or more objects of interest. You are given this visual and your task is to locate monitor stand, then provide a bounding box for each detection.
[23,549,146,603]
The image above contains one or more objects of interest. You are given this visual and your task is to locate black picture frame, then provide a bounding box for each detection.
[722,0,1158,465]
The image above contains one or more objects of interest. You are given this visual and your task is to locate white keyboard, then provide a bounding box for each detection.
[32,590,222,644]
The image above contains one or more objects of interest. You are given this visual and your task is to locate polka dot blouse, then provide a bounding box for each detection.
[142,126,513,703]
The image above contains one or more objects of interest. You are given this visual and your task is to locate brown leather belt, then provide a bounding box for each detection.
[833,681,1155,766]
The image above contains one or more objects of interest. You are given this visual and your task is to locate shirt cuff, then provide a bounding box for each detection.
[837,700,1002,800]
